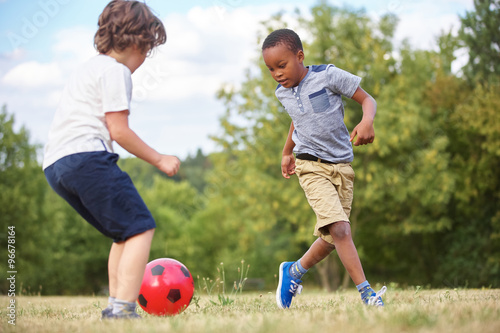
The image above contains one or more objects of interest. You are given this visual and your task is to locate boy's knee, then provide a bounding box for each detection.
[328,221,352,241]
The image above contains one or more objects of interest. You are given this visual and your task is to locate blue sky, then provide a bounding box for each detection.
[0,0,474,159]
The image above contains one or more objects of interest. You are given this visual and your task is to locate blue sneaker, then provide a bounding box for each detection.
[361,285,387,307]
[276,262,303,309]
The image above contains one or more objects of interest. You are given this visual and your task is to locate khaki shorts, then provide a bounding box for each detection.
[294,159,355,245]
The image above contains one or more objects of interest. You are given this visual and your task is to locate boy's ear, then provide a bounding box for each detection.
[297,50,305,63]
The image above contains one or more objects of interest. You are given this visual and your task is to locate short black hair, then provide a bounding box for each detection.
[262,28,303,53]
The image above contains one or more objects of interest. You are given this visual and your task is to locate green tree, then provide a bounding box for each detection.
[0,105,42,227]
[174,148,213,192]
[118,156,159,188]
[426,0,500,287]
[0,105,47,294]
[140,175,203,269]
[118,149,212,192]
[459,0,500,84]
[28,189,110,294]
[357,42,470,285]
[436,82,500,287]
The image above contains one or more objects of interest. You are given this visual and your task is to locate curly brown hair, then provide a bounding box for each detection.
[94,0,166,55]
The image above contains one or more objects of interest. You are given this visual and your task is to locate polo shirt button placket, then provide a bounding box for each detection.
[293,88,304,112]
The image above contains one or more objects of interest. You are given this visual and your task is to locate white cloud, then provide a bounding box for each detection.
[52,26,96,63]
[130,5,265,105]
[396,12,461,50]
[391,0,470,50]
[2,60,64,88]
[45,89,62,107]
[442,0,474,9]
[130,3,304,106]
[0,48,26,61]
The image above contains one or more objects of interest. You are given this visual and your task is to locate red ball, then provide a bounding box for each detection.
[138,258,194,316]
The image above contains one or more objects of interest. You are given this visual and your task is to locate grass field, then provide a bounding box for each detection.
[1,287,500,333]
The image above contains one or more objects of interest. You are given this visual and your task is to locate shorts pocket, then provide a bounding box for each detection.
[309,88,330,113]
[294,158,307,176]
[340,163,355,182]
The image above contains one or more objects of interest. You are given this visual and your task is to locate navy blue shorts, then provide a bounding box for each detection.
[44,151,156,242]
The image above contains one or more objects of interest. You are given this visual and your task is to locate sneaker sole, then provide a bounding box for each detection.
[276,262,286,309]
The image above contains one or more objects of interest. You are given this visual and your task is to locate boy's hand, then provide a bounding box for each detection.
[281,154,296,179]
[350,119,375,146]
[156,155,180,176]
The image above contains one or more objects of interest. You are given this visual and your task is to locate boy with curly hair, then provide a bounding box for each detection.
[43,0,178,319]
[262,28,386,308]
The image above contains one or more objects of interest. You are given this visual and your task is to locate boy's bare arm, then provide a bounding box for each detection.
[105,110,180,176]
[349,86,377,146]
[281,121,296,179]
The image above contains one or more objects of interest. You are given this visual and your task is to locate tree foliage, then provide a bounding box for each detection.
[459,0,500,84]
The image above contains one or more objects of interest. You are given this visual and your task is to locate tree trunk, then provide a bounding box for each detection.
[315,255,341,291]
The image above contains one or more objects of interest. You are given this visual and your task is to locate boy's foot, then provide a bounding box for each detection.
[361,286,387,307]
[101,309,141,320]
[276,261,303,309]
[101,307,112,319]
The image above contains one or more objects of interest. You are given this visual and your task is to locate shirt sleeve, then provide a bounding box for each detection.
[100,64,132,114]
[326,65,362,98]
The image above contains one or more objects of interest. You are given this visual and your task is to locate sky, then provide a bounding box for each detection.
[0,0,474,160]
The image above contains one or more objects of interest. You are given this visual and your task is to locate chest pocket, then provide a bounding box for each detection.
[308,88,330,113]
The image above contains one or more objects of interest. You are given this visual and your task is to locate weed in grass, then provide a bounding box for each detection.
[210,293,234,306]
[414,285,422,298]
[198,260,250,307]
[190,294,201,309]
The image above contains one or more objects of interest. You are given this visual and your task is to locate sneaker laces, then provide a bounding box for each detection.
[367,286,387,306]
[289,280,303,296]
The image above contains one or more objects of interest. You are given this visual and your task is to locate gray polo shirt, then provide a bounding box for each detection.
[276,64,361,163]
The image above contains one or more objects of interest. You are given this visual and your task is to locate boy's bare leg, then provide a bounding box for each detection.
[299,238,336,269]
[108,241,125,298]
[296,221,366,286]
[115,229,155,302]
[327,221,366,285]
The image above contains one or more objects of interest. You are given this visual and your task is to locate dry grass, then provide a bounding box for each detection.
[1,288,500,333]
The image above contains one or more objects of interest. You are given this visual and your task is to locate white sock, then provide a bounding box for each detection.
[112,299,136,315]
[106,296,116,310]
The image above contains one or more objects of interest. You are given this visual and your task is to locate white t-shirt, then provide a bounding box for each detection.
[43,55,132,170]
